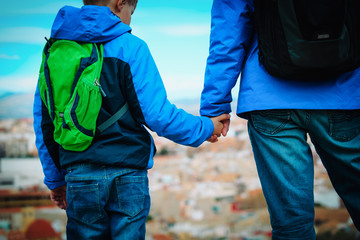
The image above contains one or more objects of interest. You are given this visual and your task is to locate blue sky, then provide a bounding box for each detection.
[0,0,214,101]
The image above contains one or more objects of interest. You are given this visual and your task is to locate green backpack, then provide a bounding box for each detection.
[38,38,128,151]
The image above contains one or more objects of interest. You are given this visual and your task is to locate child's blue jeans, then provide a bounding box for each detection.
[248,109,360,240]
[65,164,150,240]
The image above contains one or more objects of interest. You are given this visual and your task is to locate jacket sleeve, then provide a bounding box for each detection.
[200,0,254,117]
[33,84,66,190]
[128,40,214,147]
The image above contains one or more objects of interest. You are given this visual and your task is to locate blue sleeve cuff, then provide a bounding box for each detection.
[199,116,214,144]
[44,179,66,190]
[200,102,232,117]
[44,169,67,190]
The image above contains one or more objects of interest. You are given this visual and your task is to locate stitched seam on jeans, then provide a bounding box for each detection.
[117,176,146,184]
[329,112,360,141]
[116,179,145,217]
[118,196,145,217]
[252,117,289,135]
[70,183,103,224]
[66,176,103,180]
[250,110,291,135]
[107,169,143,178]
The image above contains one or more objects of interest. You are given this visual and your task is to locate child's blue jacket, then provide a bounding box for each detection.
[33,5,213,190]
[200,0,360,118]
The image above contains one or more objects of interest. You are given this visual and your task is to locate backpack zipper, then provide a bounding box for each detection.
[93,44,106,97]
[69,94,77,128]
[95,79,107,97]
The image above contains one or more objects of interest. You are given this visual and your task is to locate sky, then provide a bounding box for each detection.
[0,0,215,101]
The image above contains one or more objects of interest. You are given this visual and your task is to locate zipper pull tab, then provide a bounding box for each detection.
[95,79,107,97]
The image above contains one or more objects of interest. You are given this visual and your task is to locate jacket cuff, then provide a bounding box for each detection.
[199,116,215,146]
[44,178,66,190]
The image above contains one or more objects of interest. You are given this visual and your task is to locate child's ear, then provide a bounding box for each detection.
[116,0,127,11]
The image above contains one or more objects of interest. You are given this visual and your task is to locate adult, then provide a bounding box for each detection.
[200,1,360,239]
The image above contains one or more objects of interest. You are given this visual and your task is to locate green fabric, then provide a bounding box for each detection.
[39,39,104,151]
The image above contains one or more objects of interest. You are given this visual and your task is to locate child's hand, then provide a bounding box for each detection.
[50,185,67,210]
[207,134,219,143]
[209,114,231,142]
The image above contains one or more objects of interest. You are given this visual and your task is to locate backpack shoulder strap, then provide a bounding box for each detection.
[42,37,56,120]
[97,102,129,133]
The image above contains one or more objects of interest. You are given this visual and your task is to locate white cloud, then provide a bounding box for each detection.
[158,24,210,36]
[0,75,38,93]
[0,54,20,60]
[161,72,241,102]
[0,27,50,45]
[162,74,204,100]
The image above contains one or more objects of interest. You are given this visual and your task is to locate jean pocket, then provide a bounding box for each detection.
[250,110,291,135]
[329,110,360,142]
[67,183,103,224]
[116,176,146,217]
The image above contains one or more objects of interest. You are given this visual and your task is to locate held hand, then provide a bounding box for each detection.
[210,114,231,139]
[221,118,230,137]
[208,118,231,143]
[50,185,67,210]
[207,134,219,143]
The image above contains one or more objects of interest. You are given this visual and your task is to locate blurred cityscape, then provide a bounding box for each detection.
[0,115,359,240]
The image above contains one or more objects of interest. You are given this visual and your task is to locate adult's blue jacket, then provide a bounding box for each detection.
[200,0,360,118]
[33,5,214,190]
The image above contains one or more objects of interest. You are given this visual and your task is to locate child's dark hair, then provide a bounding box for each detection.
[126,0,137,6]
[83,0,109,5]
[83,0,137,7]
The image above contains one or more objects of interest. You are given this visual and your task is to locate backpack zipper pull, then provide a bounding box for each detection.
[95,79,107,97]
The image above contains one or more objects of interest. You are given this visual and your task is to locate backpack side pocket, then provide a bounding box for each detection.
[62,75,102,151]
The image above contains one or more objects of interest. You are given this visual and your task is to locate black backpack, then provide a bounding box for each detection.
[254,0,360,80]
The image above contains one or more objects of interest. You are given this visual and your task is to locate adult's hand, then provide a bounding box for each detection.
[221,118,230,137]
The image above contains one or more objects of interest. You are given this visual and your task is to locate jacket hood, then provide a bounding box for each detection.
[51,5,131,43]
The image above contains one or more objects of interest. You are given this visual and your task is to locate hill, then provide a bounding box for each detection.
[0,91,238,119]
[0,91,34,119]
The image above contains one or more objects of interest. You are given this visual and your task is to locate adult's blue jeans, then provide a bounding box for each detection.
[247,109,360,240]
[65,164,150,240]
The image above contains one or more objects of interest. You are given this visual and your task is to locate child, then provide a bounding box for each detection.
[33,0,229,239]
